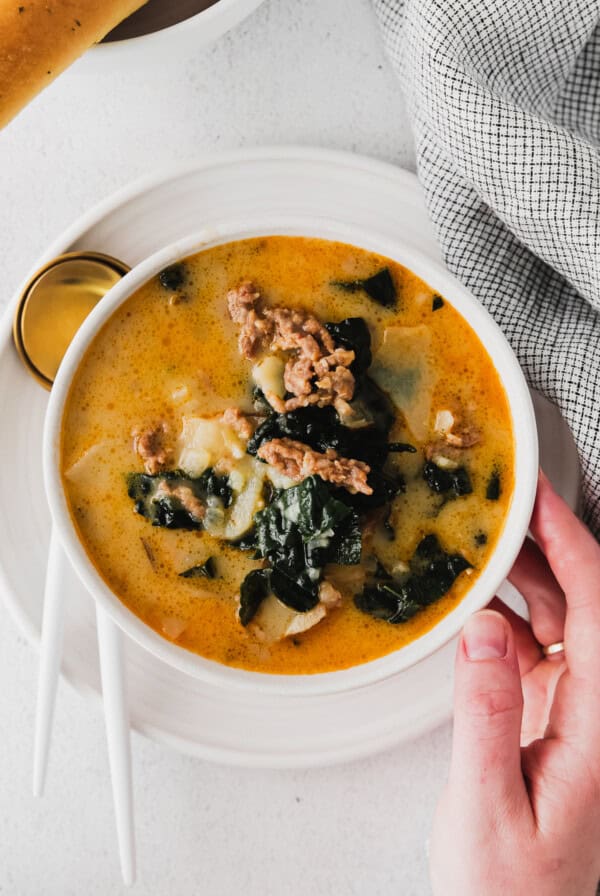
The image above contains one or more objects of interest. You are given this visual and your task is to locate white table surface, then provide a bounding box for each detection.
[0,2,450,894]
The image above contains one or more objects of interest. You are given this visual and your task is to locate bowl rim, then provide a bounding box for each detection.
[43,215,539,696]
[89,0,266,58]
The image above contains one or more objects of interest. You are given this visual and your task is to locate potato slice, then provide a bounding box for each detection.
[64,439,129,492]
[250,593,328,642]
[370,325,436,441]
[177,415,246,477]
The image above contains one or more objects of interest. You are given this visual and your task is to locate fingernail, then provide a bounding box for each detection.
[463,611,508,661]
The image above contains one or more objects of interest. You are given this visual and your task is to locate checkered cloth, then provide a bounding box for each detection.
[372,0,600,536]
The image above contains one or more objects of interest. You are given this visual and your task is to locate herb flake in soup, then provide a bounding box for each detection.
[61,236,514,675]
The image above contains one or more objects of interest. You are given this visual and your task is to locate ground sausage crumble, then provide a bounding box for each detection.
[133,423,172,475]
[227,282,357,416]
[257,437,372,495]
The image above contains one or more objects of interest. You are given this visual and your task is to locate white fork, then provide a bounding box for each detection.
[33,528,136,885]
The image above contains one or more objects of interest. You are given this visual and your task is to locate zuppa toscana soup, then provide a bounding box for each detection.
[61,236,514,675]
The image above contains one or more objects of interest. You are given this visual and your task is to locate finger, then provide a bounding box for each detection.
[507,536,566,647]
[449,610,531,822]
[531,470,600,677]
[489,596,541,676]
[490,599,563,745]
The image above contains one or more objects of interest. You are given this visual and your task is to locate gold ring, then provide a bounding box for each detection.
[542,641,565,658]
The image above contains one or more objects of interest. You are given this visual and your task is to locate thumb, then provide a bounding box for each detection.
[449,609,528,814]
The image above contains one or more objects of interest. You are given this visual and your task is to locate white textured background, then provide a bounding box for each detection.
[0,2,450,895]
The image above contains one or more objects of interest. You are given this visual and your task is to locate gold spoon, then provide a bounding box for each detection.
[12,251,130,389]
[12,249,137,885]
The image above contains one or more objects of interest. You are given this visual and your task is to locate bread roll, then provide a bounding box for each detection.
[0,0,148,129]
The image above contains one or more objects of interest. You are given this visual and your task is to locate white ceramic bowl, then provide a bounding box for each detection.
[43,215,538,696]
[88,0,266,65]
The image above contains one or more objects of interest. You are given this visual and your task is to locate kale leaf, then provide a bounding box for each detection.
[423,461,473,497]
[269,564,321,613]
[325,317,372,375]
[352,376,396,459]
[354,534,471,624]
[247,389,396,507]
[158,263,186,291]
[302,505,363,568]
[254,475,353,562]
[127,468,232,530]
[332,268,397,308]
[387,442,416,453]
[240,476,361,616]
[326,511,363,565]
[179,557,218,579]
[202,470,234,508]
[486,470,501,500]
[355,582,422,623]
[239,569,271,626]
[247,406,340,457]
[330,470,404,513]
[326,320,396,455]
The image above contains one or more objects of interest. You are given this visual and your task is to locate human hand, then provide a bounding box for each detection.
[429,471,600,896]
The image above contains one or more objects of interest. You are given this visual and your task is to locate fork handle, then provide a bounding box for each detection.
[96,606,136,886]
[33,527,66,797]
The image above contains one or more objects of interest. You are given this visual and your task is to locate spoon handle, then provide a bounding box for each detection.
[33,527,66,797]
[96,606,136,886]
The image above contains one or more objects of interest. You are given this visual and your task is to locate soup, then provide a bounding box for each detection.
[61,236,514,675]
[103,0,218,42]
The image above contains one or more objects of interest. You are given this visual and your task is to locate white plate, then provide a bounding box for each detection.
[0,148,580,767]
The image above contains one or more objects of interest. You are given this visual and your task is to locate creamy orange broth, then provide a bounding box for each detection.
[61,236,514,674]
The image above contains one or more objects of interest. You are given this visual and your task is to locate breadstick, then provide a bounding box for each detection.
[0,0,148,129]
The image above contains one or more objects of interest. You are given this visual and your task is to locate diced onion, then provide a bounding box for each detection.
[172,385,190,404]
[431,454,459,470]
[161,617,188,640]
[434,409,455,434]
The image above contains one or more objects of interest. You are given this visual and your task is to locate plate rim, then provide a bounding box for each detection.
[0,146,557,766]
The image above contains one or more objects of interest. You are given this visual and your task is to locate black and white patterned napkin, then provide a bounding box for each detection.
[372,0,600,536]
